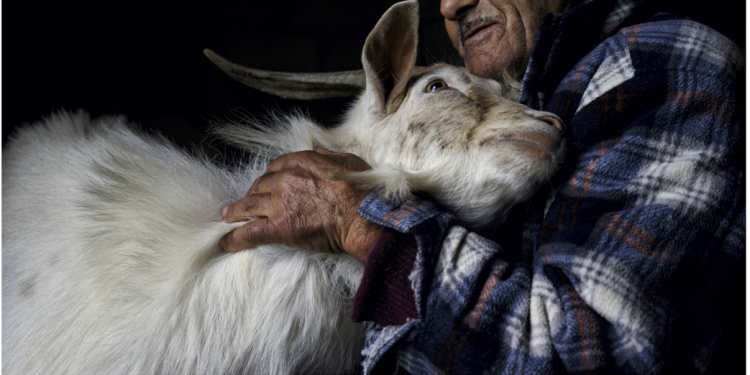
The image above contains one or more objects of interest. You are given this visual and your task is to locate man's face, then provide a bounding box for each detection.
[441,0,568,79]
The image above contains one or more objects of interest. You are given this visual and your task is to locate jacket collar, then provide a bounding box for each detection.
[519,0,658,110]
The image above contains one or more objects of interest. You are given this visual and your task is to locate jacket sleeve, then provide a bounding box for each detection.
[350,227,419,327]
[355,18,744,374]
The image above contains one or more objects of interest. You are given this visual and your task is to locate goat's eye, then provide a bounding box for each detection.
[425,80,447,93]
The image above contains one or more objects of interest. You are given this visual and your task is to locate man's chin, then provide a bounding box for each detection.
[464,54,511,80]
[463,49,526,81]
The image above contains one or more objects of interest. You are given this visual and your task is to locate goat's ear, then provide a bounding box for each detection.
[361,0,419,115]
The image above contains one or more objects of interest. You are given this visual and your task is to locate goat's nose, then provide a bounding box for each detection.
[525,110,564,132]
[441,0,479,20]
[537,115,564,132]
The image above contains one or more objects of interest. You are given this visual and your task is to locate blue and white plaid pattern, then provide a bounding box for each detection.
[357,0,745,373]
[358,193,444,234]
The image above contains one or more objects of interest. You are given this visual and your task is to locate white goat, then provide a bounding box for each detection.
[2,1,565,374]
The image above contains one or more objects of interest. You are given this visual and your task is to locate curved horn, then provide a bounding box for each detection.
[204,49,366,100]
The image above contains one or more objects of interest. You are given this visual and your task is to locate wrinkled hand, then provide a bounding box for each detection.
[220,148,382,263]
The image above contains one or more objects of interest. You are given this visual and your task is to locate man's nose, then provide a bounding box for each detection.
[440,0,479,20]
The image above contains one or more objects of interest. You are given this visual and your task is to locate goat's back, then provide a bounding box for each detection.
[2,111,365,374]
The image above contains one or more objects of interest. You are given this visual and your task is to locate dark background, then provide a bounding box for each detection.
[2,0,744,160]
[2,0,459,160]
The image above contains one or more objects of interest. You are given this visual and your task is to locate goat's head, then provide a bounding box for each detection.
[207,0,565,229]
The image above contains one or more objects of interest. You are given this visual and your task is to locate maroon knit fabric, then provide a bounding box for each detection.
[350,227,419,326]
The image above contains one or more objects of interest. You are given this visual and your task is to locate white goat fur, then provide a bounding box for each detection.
[2,2,564,374]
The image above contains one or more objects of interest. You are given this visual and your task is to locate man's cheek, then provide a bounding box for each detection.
[444,19,463,57]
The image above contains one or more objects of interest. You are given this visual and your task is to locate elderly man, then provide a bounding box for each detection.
[220,0,744,373]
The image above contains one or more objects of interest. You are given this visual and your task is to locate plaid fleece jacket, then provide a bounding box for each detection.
[351,0,745,373]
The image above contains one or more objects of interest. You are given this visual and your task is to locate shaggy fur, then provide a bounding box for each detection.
[2,1,565,374]
[3,113,366,374]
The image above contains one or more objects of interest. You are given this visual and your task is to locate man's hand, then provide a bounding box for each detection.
[219,148,382,264]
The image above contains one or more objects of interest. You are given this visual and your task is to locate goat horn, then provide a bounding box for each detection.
[204,49,365,100]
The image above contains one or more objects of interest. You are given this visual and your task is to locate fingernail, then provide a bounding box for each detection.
[222,206,228,219]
